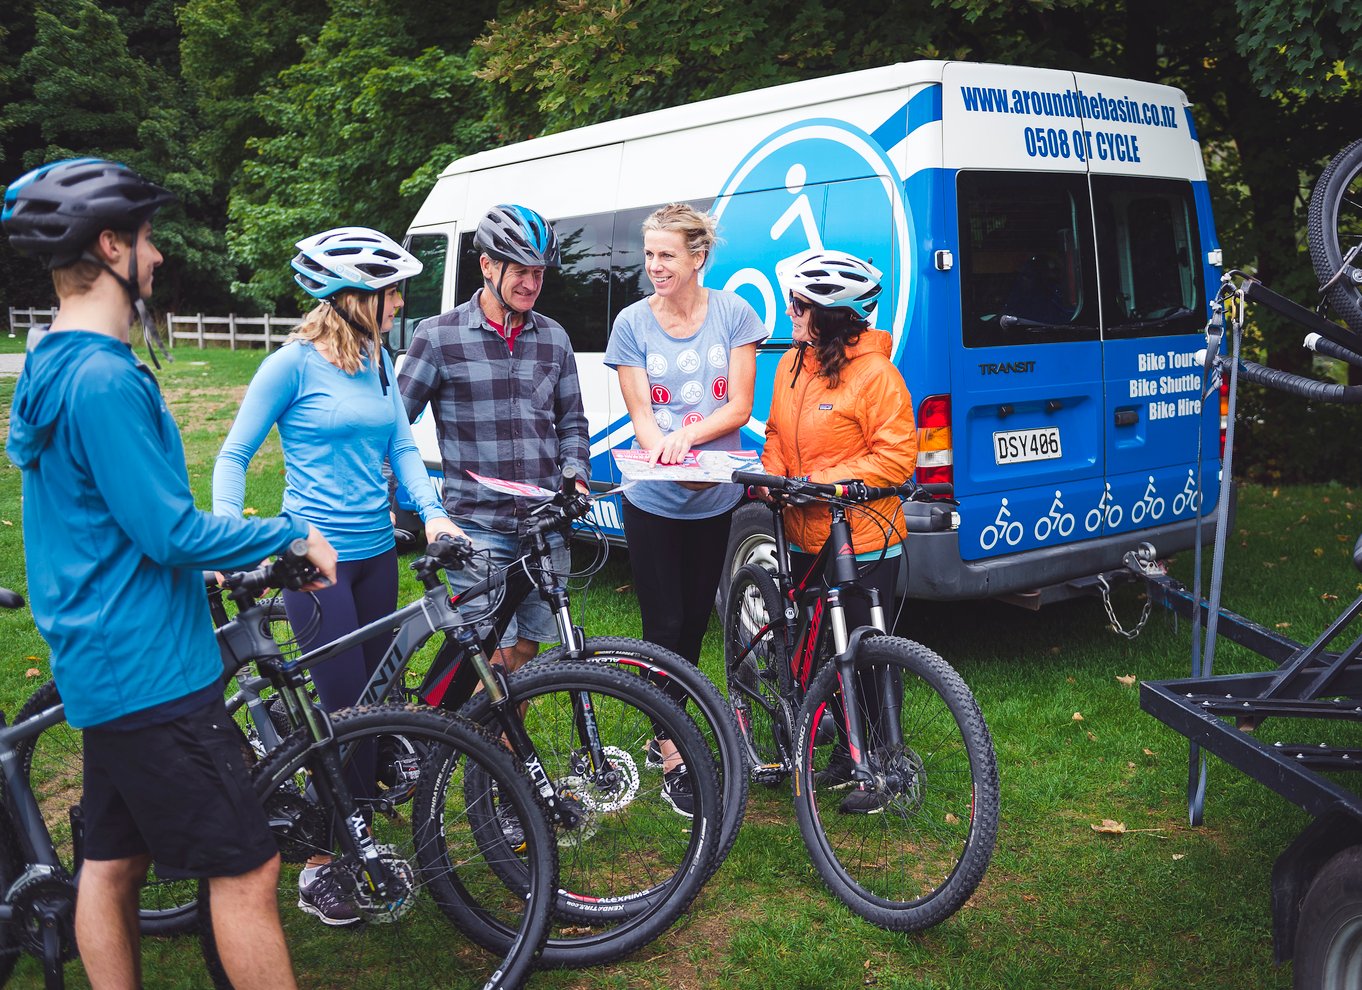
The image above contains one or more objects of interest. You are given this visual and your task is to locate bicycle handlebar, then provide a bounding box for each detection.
[1207,352,1362,404]
[222,538,318,596]
[731,470,948,504]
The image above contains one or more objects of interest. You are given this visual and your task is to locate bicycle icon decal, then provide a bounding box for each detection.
[708,118,914,359]
[1172,469,1202,515]
[1084,483,1122,532]
[1033,490,1076,542]
[1129,475,1166,524]
[979,498,1024,550]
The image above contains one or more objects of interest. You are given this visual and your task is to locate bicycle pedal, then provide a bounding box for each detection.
[750,763,789,784]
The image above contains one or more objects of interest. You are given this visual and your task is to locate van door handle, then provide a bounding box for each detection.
[1114,409,1139,426]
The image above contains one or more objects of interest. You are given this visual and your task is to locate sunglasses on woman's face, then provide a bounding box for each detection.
[788,291,812,316]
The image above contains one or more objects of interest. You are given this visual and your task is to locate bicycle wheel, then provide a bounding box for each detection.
[722,562,796,784]
[1309,138,1362,334]
[197,704,554,990]
[455,661,721,968]
[792,636,1000,931]
[12,679,203,937]
[533,636,748,878]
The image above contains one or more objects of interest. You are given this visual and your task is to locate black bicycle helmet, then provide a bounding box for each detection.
[2,158,175,269]
[475,204,561,268]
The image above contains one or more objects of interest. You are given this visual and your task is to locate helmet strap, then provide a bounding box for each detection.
[326,296,388,394]
[79,242,172,370]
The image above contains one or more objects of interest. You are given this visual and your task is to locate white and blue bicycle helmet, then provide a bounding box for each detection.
[776,248,883,323]
[292,227,423,299]
[475,205,560,268]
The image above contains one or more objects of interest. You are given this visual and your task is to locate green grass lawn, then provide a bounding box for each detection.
[1,340,1355,987]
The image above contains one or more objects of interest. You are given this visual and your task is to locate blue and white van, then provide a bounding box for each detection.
[394,59,1226,604]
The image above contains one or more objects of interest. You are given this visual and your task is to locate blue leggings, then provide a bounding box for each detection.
[283,549,398,798]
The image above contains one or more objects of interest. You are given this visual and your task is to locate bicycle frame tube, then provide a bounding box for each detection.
[0,704,69,870]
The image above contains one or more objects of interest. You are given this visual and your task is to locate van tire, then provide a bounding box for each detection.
[1294,845,1362,989]
[719,502,777,607]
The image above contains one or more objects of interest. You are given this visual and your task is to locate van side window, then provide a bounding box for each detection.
[1092,176,1204,337]
[536,213,611,352]
[957,171,1099,347]
[393,233,448,351]
[454,219,612,353]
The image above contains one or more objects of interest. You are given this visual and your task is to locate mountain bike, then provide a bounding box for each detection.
[722,471,1000,931]
[409,470,738,967]
[1309,137,1362,334]
[0,557,556,990]
[16,469,734,968]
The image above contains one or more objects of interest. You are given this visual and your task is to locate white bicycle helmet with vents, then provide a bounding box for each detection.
[292,227,423,299]
[775,248,883,322]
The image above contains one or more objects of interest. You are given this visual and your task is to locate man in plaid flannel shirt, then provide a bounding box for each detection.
[398,205,590,677]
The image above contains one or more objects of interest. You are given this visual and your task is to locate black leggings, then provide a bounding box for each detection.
[791,550,901,752]
[622,499,734,705]
[283,548,397,798]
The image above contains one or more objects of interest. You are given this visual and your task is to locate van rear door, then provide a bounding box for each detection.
[943,63,1107,560]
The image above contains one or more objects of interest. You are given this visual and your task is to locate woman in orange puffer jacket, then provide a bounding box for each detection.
[761,248,918,814]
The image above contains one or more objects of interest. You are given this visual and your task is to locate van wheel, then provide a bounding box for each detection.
[718,502,777,608]
[1294,845,1362,989]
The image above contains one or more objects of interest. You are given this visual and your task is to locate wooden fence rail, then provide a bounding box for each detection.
[7,306,302,350]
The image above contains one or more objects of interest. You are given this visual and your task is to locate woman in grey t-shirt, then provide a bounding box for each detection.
[604,203,767,817]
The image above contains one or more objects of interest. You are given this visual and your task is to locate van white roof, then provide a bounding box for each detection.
[438,60,949,176]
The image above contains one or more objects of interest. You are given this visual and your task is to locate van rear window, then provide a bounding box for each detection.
[958,171,1204,347]
[957,171,1100,348]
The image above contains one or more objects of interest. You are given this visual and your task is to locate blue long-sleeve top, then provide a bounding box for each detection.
[6,332,309,728]
[213,340,447,560]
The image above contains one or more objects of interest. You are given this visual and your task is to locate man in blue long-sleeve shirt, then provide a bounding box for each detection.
[4,159,336,989]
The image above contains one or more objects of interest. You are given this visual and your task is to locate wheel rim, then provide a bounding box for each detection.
[732,532,777,577]
[1320,914,1362,989]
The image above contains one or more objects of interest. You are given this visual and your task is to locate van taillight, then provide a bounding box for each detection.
[916,394,953,485]
[1219,377,1230,458]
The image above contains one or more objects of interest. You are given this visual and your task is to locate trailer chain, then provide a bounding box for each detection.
[1097,573,1152,640]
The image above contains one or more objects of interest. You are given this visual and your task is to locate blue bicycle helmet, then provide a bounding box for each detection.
[776,249,883,323]
[475,205,560,268]
[292,227,423,299]
[2,158,174,269]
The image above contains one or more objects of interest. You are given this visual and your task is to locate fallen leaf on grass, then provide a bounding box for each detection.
[1275,622,1291,629]
[1116,674,1136,687]
[1172,854,1185,861]
[25,668,40,678]
[945,812,959,825]
[1072,711,1084,721]
[1,520,11,526]
[1092,819,1126,834]
[1086,731,1097,741]
[614,584,633,594]
[1322,592,1340,602]
[1143,748,1156,756]
[242,506,258,516]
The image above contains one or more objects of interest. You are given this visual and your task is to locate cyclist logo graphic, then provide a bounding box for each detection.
[677,349,701,374]
[681,380,704,404]
[707,117,914,364]
[707,344,727,368]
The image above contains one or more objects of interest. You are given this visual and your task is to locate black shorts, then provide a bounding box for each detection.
[82,697,277,879]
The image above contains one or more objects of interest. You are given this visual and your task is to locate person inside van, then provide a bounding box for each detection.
[764,248,918,814]
[213,226,462,924]
[604,203,768,817]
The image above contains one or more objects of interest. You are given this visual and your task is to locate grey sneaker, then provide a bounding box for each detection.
[497,802,527,852]
[813,747,857,790]
[838,785,890,815]
[297,864,361,926]
[661,764,695,818]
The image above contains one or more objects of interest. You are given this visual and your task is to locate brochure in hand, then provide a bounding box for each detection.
[611,449,761,483]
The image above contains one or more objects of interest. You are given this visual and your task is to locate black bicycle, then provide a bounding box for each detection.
[723,471,1000,931]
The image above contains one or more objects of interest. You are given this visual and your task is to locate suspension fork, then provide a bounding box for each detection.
[449,622,585,828]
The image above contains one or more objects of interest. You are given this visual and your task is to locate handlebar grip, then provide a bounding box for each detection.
[427,534,475,570]
[1305,332,1362,369]
[1232,358,1362,404]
